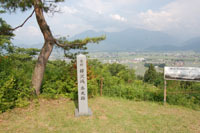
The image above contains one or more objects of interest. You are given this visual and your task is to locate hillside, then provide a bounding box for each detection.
[0,97,200,133]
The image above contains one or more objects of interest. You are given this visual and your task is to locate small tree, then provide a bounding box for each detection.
[144,64,157,84]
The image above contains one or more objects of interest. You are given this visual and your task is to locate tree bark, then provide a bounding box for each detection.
[32,0,55,95]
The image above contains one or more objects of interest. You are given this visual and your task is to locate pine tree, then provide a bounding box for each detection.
[0,0,105,95]
[144,64,157,84]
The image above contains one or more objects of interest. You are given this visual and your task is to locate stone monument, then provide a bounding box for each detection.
[75,54,92,117]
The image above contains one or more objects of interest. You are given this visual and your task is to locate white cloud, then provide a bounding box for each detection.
[62,5,78,14]
[14,26,43,44]
[103,27,121,32]
[139,9,177,30]
[64,24,77,30]
[110,14,127,22]
[15,26,41,37]
[7,0,200,45]
[78,0,139,15]
[27,26,41,36]
[138,0,200,38]
[96,10,103,15]
[78,0,112,14]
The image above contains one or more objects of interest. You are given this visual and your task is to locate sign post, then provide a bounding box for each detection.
[164,67,200,81]
[75,54,92,117]
[164,67,200,104]
[164,80,167,104]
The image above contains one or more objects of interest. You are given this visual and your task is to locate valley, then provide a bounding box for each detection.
[88,51,200,76]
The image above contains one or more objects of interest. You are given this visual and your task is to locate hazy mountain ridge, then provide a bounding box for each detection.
[145,37,200,52]
[181,37,200,52]
[17,28,200,52]
[72,28,179,52]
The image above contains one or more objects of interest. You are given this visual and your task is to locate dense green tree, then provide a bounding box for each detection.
[144,64,157,84]
[143,64,164,87]
[108,63,127,76]
[154,72,164,88]
[0,0,105,95]
[117,69,135,83]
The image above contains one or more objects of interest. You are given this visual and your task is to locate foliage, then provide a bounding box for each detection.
[1,53,200,112]
[10,47,40,61]
[0,17,14,55]
[144,64,157,84]
[57,36,106,60]
[41,59,101,99]
[0,46,39,112]
[41,61,77,99]
[144,64,164,87]
[103,80,162,101]
[0,0,64,12]
[0,56,34,112]
[165,80,200,109]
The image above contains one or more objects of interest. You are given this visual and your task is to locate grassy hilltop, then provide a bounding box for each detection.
[0,97,200,133]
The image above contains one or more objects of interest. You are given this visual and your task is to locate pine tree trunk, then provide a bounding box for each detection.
[32,42,53,95]
[32,0,55,95]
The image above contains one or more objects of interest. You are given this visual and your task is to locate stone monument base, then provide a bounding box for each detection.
[75,108,92,117]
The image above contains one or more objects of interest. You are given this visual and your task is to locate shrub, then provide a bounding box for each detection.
[0,75,33,113]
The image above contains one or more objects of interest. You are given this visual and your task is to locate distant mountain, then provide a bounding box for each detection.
[181,37,200,52]
[145,37,200,52]
[145,45,179,51]
[16,28,200,52]
[71,28,178,52]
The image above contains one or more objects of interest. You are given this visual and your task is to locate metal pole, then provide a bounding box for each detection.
[164,80,167,104]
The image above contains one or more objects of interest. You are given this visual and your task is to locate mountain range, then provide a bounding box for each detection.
[71,28,200,52]
[146,37,200,52]
[18,28,200,52]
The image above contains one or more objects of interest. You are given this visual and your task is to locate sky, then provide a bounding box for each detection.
[1,0,200,45]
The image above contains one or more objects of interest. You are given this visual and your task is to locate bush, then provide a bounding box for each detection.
[0,55,34,112]
[103,80,161,101]
[0,75,33,113]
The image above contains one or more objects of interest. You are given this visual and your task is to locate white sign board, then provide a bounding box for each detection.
[75,54,92,117]
[164,67,200,81]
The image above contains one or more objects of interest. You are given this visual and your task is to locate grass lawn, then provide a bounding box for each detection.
[0,97,200,133]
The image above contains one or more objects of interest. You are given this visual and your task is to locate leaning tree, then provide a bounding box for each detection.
[0,0,105,95]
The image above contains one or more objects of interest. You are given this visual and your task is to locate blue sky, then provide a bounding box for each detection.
[1,0,200,45]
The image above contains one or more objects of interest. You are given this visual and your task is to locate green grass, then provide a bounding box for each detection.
[0,97,200,133]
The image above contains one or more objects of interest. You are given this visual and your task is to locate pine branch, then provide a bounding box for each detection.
[54,35,106,49]
[10,9,35,31]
